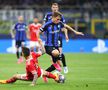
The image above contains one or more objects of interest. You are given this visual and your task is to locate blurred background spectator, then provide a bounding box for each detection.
[0,0,108,39]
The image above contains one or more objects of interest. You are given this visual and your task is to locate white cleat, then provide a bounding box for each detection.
[64,67,68,74]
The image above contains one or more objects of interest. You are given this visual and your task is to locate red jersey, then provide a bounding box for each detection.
[29,23,41,41]
[31,51,41,63]
[25,52,42,80]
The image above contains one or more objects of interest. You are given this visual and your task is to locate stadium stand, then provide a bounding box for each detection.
[0,0,108,39]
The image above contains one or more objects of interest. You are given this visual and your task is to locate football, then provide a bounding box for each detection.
[59,74,65,83]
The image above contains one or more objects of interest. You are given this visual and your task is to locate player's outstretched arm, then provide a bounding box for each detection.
[26,26,30,39]
[62,28,69,42]
[38,31,46,54]
[64,24,84,36]
[10,24,17,39]
[10,28,15,39]
[30,71,38,86]
[38,38,46,54]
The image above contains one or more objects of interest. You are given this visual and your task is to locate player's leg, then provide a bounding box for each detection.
[16,41,23,59]
[61,53,68,73]
[42,69,59,82]
[52,48,62,72]
[7,74,29,83]
[50,56,62,69]
[45,46,61,72]
[21,41,25,55]
[35,41,40,52]
[0,74,27,84]
[29,41,40,52]
[49,45,61,73]
[42,46,61,83]
[17,41,25,64]
[59,45,68,73]
[58,38,68,73]
[45,57,61,72]
[29,41,35,52]
[15,41,20,59]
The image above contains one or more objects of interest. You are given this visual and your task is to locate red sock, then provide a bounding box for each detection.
[46,72,56,79]
[6,77,17,83]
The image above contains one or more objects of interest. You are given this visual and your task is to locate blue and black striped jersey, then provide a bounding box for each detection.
[13,23,27,41]
[40,20,64,47]
[44,12,66,23]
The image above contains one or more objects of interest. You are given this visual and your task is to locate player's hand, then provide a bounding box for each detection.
[76,32,84,36]
[30,83,35,86]
[65,36,69,42]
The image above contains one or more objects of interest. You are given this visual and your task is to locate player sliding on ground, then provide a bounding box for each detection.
[0,46,60,86]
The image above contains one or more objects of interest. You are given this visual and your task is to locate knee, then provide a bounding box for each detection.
[52,49,59,57]
[42,70,47,76]
[13,74,18,78]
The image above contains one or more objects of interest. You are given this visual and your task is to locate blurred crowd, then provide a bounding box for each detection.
[0,0,108,7]
[0,0,108,39]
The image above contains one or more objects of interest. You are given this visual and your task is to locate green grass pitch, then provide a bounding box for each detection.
[0,53,108,90]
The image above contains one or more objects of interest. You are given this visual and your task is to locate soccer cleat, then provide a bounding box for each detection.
[42,76,48,83]
[17,57,23,64]
[53,73,59,82]
[64,67,68,74]
[0,80,7,84]
[53,63,61,72]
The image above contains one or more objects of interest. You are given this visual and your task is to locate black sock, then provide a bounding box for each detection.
[59,54,62,60]
[46,64,56,72]
[20,52,22,56]
[16,51,19,59]
[61,53,67,67]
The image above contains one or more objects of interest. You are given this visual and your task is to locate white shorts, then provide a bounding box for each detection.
[29,41,40,48]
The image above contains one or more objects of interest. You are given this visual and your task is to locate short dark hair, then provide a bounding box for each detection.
[52,11,62,18]
[52,3,58,6]
[22,47,30,57]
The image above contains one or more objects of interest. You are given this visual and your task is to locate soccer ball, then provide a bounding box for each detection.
[59,74,65,83]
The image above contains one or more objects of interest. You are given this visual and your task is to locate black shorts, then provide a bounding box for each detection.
[16,40,25,48]
[58,37,62,47]
[45,46,59,63]
[45,46,59,55]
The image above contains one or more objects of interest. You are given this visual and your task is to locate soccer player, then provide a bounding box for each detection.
[27,18,42,52]
[0,47,60,86]
[10,16,27,64]
[44,3,83,73]
[39,12,83,74]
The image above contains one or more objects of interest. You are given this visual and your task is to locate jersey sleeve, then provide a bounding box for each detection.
[61,15,66,24]
[60,21,65,28]
[40,23,47,32]
[31,52,41,58]
[43,13,48,22]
